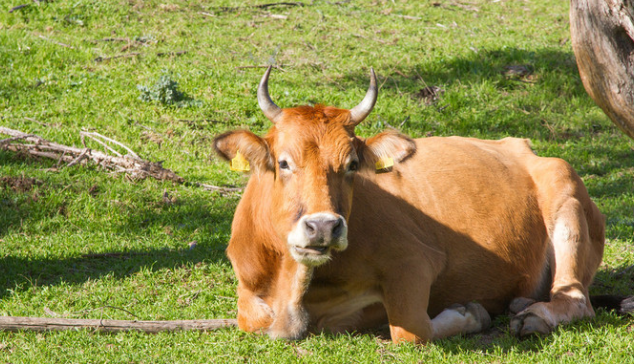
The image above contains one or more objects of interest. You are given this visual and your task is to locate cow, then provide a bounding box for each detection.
[213,67,631,344]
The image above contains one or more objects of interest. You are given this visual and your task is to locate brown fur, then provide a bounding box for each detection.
[215,106,605,343]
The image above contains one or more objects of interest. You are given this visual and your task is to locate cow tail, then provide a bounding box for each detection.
[590,295,634,315]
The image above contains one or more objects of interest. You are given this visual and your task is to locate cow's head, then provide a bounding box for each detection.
[214,67,415,266]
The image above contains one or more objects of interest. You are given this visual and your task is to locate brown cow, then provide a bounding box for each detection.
[214,67,627,343]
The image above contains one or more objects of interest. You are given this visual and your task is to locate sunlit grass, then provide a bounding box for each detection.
[1,0,633,362]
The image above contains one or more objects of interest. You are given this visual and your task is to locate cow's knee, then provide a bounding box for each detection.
[237,295,274,333]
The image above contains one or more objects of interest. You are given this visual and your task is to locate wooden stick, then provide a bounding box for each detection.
[9,4,29,13]
[214,1,304,12]
[235,64,286,70]
[81,131,139,158]
[94,52,141,62]
[390,14,422,20]
[37,35,75,49]
[157,50,188,57]
[254,2,305,9]
[0,316,237,333]
[197,183,243,194]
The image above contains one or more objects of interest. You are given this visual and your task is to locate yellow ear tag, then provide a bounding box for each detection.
[375,156,394,171]
[230,150,250,172]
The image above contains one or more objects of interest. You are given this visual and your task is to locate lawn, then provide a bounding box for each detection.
[1,0,633,362]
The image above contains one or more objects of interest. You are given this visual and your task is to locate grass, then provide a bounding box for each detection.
[1,0,633,362]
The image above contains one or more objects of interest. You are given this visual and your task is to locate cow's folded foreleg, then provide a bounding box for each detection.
[267,262,314,340]
[236,285,274,334]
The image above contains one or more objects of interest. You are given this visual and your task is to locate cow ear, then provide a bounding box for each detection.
[213,130,274,173]
[357,131,416,172]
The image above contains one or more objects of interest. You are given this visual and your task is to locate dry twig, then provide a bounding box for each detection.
[9,4,29,13]
[94,50,187,62]
[391,14,421,20]
[235,64,286,71]
[212,1,305,12]
[196,183,243,194]
[157,50,188,57]
[94,52,141,62]
[37,35,75,49]
[1,127,242,194]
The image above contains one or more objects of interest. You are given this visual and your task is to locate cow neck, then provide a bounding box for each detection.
[247,171,315,336]
[246,170,287,254]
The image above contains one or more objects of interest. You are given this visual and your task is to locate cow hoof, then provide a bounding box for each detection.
[510,311,552,337]
[267,328,305,341]
[465,302,492,333]
[446,302,491,334]
[447,303,467,315]
[509,297,536,315]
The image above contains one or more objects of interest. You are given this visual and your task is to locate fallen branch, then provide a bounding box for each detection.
[255,1,304,9]
[0,127,242,194]
[211,1,305,13]
[0,127,180,182]
[94,50,188,62]
[391,14,422,20]
[9,4,29,13]
[100,37,132,42]
[0,316,237,334]
[157,50,188,57]
[37,35,75,49]
[94,52,141,62]
[235,64,286,71]
[196,182,243,194]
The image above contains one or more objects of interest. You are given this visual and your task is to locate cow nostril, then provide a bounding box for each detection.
[304,220,317,238]
[332,218,343,239]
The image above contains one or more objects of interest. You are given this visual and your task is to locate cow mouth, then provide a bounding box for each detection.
[293,246,329,255]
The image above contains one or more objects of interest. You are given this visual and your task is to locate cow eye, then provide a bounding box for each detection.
[279,160,290,170]
[348,160,359,172]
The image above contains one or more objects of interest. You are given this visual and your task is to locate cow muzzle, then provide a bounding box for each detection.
[287,212,348,266]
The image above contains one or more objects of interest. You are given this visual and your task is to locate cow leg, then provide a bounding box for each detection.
[236,284,274,333]
[381,269,434,343]
[267,263,313,340]
[511,198,603,336]
[384,292,491,343]
[431,303,491,340]
[382,264,490,343]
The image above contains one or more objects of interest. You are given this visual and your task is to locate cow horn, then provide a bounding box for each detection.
[257,66,283,123]
[348,68,378,126]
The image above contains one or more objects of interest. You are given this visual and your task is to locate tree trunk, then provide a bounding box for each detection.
[570,0,634,141]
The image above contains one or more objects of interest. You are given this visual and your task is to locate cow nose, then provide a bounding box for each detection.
[304,216,344,242]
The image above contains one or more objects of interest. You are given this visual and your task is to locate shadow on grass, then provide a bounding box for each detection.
[0,151,235,299]
[0,247,229,298]
[343,46,585,96]
[340,46,596,139]
[313,303,632,355]
[435,310,632,355]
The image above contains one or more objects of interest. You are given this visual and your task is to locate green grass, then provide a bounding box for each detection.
[1,0,633,362]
